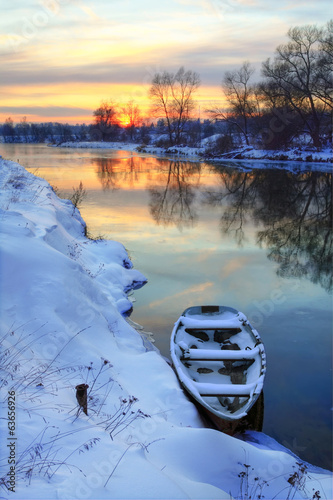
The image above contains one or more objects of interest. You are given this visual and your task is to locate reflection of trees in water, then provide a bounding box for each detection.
[148,161,201,230]
[95,156,201,230]
[257,171,332,292]
[204,169,257,245]
[95,156,143,190]
[94,154,331,290]
[204,167,332,291]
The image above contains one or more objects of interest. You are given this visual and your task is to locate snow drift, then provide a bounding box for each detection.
[0,159,331,499]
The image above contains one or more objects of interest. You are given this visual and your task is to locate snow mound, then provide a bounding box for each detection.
[0,159,331,499]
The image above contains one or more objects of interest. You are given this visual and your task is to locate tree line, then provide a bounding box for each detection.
[1,21,331,151]
[208,21,332,150]
[1,118,91,144]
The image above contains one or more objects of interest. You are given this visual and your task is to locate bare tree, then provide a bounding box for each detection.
[93,100,119,141]
[17,116,30,143]
[261,22,332,148]
[121,100,142,140]
[316,20,333,109]
[149,67,200,145]
[208,62,257,145]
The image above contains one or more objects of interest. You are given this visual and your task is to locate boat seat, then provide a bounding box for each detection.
[180,316,242,330]
[192,381,257,397]
[180,346,260,361]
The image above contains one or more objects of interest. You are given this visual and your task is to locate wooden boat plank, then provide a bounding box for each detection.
[181,346,260,361]
[192,381,258,397]
[179,316,244,329]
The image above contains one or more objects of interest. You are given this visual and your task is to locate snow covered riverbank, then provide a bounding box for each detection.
[55,140,332,166]
[52,140,203,162]
[0,159,332,499]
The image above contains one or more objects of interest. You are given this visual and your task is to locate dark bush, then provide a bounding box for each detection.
[205,134,235,156]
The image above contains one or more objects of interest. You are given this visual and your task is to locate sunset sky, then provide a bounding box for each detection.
[0,0,331,124]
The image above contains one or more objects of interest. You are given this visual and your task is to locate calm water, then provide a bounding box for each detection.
[1,143,332,470]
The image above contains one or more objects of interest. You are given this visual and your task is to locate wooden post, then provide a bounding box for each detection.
[75,384,89,415]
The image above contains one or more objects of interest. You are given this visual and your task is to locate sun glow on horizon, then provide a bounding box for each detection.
[0,80,224,124]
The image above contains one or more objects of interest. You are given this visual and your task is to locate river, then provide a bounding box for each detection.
[1,143,332,471]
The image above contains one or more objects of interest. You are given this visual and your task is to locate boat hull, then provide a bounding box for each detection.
[199,391,264,434]
[170,305,266,432]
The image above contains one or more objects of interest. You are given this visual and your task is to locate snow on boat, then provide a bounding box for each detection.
[170,305,266,433]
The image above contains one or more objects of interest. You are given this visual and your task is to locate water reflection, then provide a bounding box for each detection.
[203,167,332,292]
[148,161,201,230]
[95,156,147,190]
[96,157,129,190]
[93,156,332,291]
[95,157,121,190]
[94,157,203,230]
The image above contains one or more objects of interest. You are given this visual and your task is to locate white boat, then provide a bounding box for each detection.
[170,305,266,433]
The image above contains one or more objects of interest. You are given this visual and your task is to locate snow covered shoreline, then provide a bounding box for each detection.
[54,140,333,166]
[0,159,332,499]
